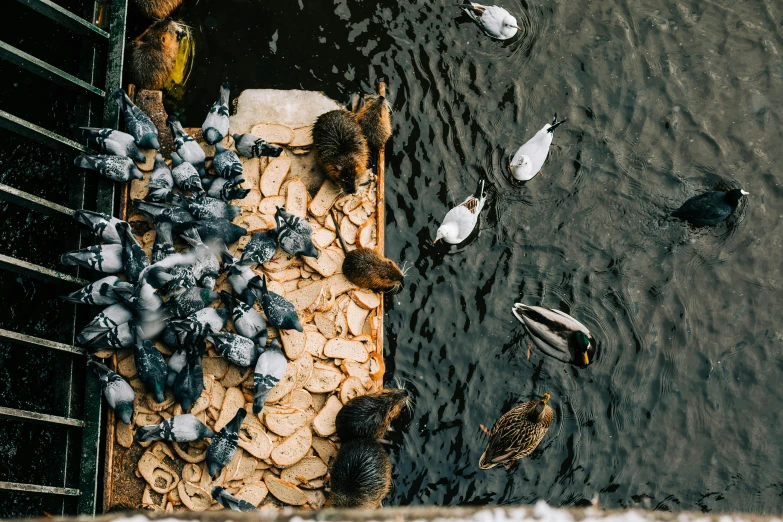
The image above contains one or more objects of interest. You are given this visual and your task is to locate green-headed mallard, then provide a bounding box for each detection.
[479,393,553,470]
[512,303,597,367]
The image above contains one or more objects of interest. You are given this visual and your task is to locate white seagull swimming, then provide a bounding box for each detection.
[435,179,487,245]
[509,114,567,181]
[459,0,522,40]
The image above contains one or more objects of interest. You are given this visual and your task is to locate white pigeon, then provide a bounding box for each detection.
[435,179,487,245]
[509,114,567,181]
[459,0,521,40]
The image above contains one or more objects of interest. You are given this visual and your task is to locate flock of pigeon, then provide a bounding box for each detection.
[62,85,328,508]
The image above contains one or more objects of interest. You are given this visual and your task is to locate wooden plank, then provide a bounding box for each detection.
[0,110,88,153]
[0,328,85,356]
[0,183,75,217]
[0,406,85,428]
[0,41,105,99]
[15,0,109,40]
[375,81,386,357]
[0,254,88,287]
[0,481,80,497]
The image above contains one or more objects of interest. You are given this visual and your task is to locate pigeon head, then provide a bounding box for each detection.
[117,402,134,424]
[131,164,144,180]
[435,222,460,244]
[510,155,533,180]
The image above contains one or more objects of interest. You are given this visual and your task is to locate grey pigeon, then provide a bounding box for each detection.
[202,175,250,202]
[232,133,283,159]
[173,340,206,411]
[115,88,160,150]
[169,307,228,346]
[252,339,287,414]
[179,227,220,290]
[459,0,521,40]
[239,228,278,266]
[167,345,188,387]
[89,359,135,424]
[136,413,215,442]
[202,82,230,145]
[152,220,176,264]
[132,199,195,228]
[62,276,133,306]
[213,143,243,178]
[81,127,146,162]
[77,303,133,345]
[167,115,206,176]
[207,331,259,368]
[147,153,174,202]
[170,152,205,196]
[220,291,267,346]
[220,249,257,305]
[177,194,241,221]
[116,222,150,285]
[206,408,246,479]
[74,154,143,182]
[211,486,257,512]
[73,210,124,244]
[146,264,197,293]
[168,287,219,318]
[251,275,303,332]
[112,281,165,320]
[133,326,168,403]
[61,244,124,273]
[86,320,135,351]
[193,219,247,246]
[275,207,318,258]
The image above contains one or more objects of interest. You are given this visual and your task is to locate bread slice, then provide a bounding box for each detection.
[290,126,313,147]
[265,362,296,404]
[234,483,268,507]
[340,376,366,404]
[280,457,328,485]
[284,178,308,218]
[346,301,371,336]
[304,365,343,393]
[312,227,336,249]
[280,329,306,359]
[293,353,314,389]
[214,387,244,432]
[238,425,273,460]
[289,389,312,411]
[264,475,307,506]
[324,338,368,362]
[251,123,294,145]
[260,154,291,197]
[265,408,307,437]
[356,218,376,248]
[305,330,327,358]
[303,251,338,277]
[309,179,342,217]
[270,426,312,467]
[340,216,358,245]
[311,437,338,465]
[352,290,380,310]
[257,195,285,216]
[285,281,323,312]
[312,395,342,437]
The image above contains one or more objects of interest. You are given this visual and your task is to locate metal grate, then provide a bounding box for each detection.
[0,0,128,515]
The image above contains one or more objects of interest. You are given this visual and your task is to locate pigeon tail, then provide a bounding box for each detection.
[135,423,163,442]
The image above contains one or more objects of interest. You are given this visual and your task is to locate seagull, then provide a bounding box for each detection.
[459,1,521,40]
[509,114,567,181]
[434,178,487,244]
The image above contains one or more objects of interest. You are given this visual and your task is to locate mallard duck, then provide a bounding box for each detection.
[479,393,553,469]
[512,303,596,366]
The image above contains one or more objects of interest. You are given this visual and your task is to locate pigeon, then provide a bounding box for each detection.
[152,221,176,264]
[211,486,257,512]
[77,303,133,345]
[116,222,150,285]
[81,127,146,162]
[135,413,215,442]
[232,133,283,159]
[206,408,246,479]
[146,264,197,293]
[170,152,205,196]
[202,175,250,202]
[176,194,241,221]
[73,154,143,182]
[173,340,206,411]
[252,339,287,414]
[672,188,749,226]
[213,143,244,178]
[73,210,124,244]
[207,331,259,368]
[62,276,133,306]
[220,249,257,304]
[459,0,521,40]
[167,115,206,176]
[132,199,195,228]
[88,359,135,424]
[61,244,124,273]
[112,281,165,320]
[219,291,267,346]
[168,287,219,318]
[114,88,160,150]
[167,345,189,386]
[179,227,221,290]
[275,207,318,258]
[193,219,247,246]
[202,82,230,145]
[169,307,228,346]
[239,228,278,266]
[509,114,567,181]
[434,178,487,244]
[133,327,168,403]
[147,153,174,202]
[86,320,136,351]
[250,275,303,332]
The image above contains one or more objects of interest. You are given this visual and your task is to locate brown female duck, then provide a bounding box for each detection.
[479,393,553,469]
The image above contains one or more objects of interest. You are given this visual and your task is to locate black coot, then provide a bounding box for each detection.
[672,188,748,226]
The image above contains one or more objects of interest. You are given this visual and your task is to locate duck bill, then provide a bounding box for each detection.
[581,351,590,366]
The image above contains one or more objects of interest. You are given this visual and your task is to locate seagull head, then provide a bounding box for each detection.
[509,155,533,181]
[502,15,521,37]
[435,222,460,244]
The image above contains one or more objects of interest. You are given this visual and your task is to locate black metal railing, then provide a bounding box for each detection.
[0,0,128,516]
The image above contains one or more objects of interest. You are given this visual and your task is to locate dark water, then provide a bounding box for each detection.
[171,0,783,513]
